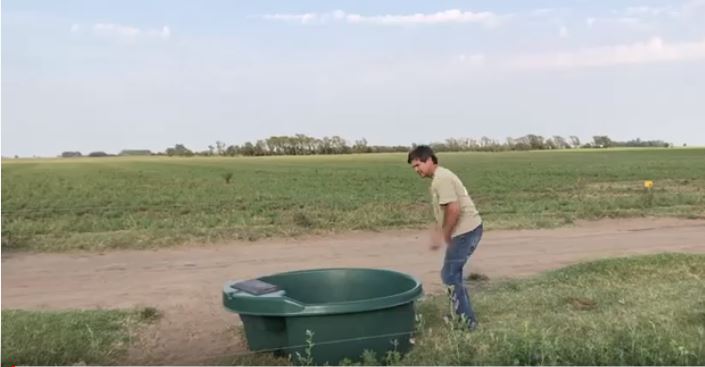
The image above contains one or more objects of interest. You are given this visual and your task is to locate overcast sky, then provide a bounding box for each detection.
[3,0,705,157]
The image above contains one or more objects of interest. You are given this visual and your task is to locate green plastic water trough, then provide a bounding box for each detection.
[223,268,423,364]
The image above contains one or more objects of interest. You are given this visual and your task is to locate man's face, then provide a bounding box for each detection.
[411,158,434,178]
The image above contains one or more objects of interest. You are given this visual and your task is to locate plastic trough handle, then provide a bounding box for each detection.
[223,280,306,315]
[230,279,280,295]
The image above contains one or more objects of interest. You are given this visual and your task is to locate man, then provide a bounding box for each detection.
[407,145,483,330]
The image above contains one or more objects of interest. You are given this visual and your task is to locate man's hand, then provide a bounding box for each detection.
[443,232,453,246]
[441,201,460,246]
[430,227,443,251]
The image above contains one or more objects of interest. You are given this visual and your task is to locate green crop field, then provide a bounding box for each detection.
[2,148,704,251]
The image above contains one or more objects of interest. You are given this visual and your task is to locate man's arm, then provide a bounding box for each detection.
[441,201,460,244]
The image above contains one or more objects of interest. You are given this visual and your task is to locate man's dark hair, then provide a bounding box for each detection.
[407,145,438,164]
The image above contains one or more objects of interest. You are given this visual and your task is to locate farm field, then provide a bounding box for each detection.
[3,148,704,252]
[3,148,705,365]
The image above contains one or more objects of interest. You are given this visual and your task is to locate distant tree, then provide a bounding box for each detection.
[241,142,255,156]
[527,134,546,150]
[553,136,570,149]
[480,137,493,148]
[165,144,194,157]
[592,135,613,148]
[353,138,372,153]
[505,137,516,150]
[88,151,109,157]
[513,136,531,151]
[119,149,152,156]
[569,136,581,148]
[445,138,463,151]
[430,142,449,152]
[61,151,82,158]
[221,132,667,156]
[370,145,408,153]
[620,138,669,148]
[317,137,333,154]
[299,134,319,154]
[225,145,239,156]
[545,138,557,150]
[328,136,350,154]
[215,141,227,156]
[254,140,267,156]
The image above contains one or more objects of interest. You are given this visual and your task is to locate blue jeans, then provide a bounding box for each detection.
[441,223,483,325]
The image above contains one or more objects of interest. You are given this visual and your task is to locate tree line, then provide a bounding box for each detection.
[60,134,673,158]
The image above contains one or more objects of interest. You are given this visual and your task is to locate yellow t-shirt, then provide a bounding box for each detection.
[430,166,482,237]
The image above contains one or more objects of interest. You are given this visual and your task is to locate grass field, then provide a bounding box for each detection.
[2,148,704,251]
[223,253,705,366]
[403,253,705,366]
[1,307,158,367]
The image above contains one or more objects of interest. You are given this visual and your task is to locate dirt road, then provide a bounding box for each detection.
[3,217,704,364]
